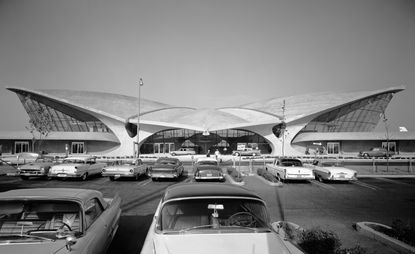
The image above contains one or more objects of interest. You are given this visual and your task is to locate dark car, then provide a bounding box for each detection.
[359,147,395,158]
[193,157,224,181]
[148,157,184,181]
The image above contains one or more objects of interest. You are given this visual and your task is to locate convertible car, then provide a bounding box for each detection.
[148,157,184,181]
[102,159,149,181]
[193,157,224,181]
[307,160,358,182]
[49,156,106,180]
[0,188,121,254]
[141,183,303,254]
[18,156,58,180]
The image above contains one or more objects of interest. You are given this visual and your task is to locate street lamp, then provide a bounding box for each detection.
[136,78,144,159]
[381,112,390,171]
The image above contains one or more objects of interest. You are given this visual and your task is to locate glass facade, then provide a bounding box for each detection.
[140,129,271,155]
[300,93,393,133]
[19,95,112,133]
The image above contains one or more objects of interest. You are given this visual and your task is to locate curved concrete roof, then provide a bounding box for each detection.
[8,86,405,131]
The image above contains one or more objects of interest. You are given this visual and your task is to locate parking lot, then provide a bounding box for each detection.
[0,164,414,254]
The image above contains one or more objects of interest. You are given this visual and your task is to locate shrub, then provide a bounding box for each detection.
[226,167,244,182]
[257,167,279,182]
[298,227,341,254]
[391,219,415,246]
[337,245,368,254]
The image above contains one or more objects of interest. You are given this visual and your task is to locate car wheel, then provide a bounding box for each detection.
[81,173,88,181]
[151,177,157,182]
[363,153,369,158]
[134,174,139,180]
[235,152,240,156]
[109,176,115,181]
[317,175,323,182]
[20,176,29,180]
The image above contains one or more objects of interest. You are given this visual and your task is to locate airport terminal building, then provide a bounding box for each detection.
[1,86,414,157]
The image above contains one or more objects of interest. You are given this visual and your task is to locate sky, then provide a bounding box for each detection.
[0,0,414,132]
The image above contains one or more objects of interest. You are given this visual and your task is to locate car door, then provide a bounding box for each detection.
[77,198,111,254]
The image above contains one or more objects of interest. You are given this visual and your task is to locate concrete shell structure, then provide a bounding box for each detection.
[4,85,412,156]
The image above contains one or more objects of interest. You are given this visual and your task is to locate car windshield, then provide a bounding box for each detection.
[321,161,344,167]
[281,159,302,167]
[0,200,82,242]
[63,159,85,164]
[158,198,270,234]
[157,159,177,165]
[197,161,218,166]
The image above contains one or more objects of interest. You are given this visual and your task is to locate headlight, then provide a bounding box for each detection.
[40,167,45,173]
[102,168,106,172]
[130,169,134,173]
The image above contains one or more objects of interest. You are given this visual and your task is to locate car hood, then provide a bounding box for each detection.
[0,239,69,254]
[20,162,53,169]
[152,232,292,254]
[152,164,176,170]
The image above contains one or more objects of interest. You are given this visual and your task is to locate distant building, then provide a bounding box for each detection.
[1,86,414,157]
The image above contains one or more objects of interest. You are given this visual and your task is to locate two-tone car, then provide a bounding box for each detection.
[148,157,184,181]
[193,157,224,181]
[102,159,149,181]
[18,156,58,180]
[0,188,121,254]
[141,183,303,254]
[307,160,358,182]
[49,156,106,180]
[265,158,314,182]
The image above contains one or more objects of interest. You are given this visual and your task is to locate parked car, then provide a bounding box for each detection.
[232,148,261,156]
[18,156,58,180]
[265,158,314,182]
[170,148,196,156]
[102,159,149,181]
[0,188,121,254]
[193,157,224,181]
[49,156,106,180]
[358,147,395,158]
[0,152,40,166]
[306,160,357,182]
[148,157,184,181]
[141,183,303,254]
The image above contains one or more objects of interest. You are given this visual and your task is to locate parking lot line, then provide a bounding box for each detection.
[310,180,336,190]
[352,180,379,190]
[137,179,152,187]
[375,177,411,186]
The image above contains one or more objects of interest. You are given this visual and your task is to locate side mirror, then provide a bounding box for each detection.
[65,235,77,251]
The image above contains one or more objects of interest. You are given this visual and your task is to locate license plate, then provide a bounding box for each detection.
[338,175,345,178]
[58,173,67,177]
[207,173,212,177]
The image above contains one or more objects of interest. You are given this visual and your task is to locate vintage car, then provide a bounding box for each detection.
[231,148,261,156]
[265,158,314,182]
[170,148,196,156]
[49,156,106,180]
[0,188,121,254]
[193,157,224,181]
[141,183,303,254]
[0,152,40,166]
[18,156,58,180]
[307,160,358,182]
[102,159,149,181]
[148,157,184,181]
[358,147,395,158]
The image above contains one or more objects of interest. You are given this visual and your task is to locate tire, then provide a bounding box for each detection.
[363,153,369,158]
[81,173,88,181]
[151,177,157,182]
[317,175,323,182]
[109,176,115,181]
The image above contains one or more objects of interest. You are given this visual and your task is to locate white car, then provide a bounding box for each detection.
[307,160,357,182]
[49,156,106,180]
[141,183,303,254]
[266,158,314,182]
[170,148,196,156]
[193,157,224,181]
[102,159,149,181]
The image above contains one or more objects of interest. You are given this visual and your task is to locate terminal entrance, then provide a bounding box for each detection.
[139,129,271,155]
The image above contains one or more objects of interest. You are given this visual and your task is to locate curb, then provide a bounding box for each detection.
[356,221,415,254]
[252,174,283,187]
[358,175,415,178]
[224,174,245,186]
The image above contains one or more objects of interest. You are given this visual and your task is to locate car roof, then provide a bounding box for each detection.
[0,188,103,205]
[196,157,218,162]
[156,157,179,162]
[163,183,263,201]
[64,156,95,160]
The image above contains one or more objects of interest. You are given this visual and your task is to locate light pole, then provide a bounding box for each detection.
[381,112,390,171]
[281,100,286,156]
[136,78,144,159]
